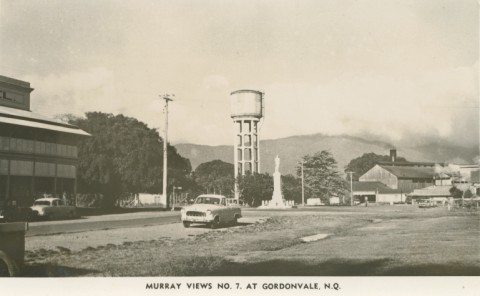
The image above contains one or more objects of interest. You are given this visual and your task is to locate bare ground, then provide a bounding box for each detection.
[21,206,480,276]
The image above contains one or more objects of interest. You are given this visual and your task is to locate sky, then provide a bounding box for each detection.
[0,0,478,148]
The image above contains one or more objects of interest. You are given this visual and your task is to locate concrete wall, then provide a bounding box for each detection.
[0,75,33,111]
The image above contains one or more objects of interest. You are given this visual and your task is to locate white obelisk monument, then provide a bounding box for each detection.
[271,155,284,206]
[260,155,293,208]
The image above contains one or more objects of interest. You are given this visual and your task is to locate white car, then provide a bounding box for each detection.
[180,194,242,229]
[30,198,77,220]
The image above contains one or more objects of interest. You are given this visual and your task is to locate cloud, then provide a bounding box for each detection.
[24,67,118,117]
[262,62,479,148]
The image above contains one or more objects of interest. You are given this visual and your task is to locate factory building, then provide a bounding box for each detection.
[0,75,89,208]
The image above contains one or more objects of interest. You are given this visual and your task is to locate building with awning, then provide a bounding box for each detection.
[0,75,90,208]
[352,181,405,204]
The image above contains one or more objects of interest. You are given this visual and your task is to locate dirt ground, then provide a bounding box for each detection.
[21,205,480,276]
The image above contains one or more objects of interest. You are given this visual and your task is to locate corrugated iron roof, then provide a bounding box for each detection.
[0,106,90,136]
[353,181,401,194]
[0,106,73,127]
[408,185,452,197]
[380,165,436,179]
[377,161,437,167]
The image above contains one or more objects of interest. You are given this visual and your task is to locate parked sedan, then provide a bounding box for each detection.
[30,198,77,220]
[181,194,242,229]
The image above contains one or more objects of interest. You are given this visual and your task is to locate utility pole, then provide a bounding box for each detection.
[301,161,305,207]
[161,94,174,209]
[347,171,353,206]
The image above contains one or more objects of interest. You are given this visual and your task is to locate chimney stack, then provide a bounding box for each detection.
[390,149,397,163]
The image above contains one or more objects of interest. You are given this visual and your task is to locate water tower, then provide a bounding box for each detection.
[230,90,264,200]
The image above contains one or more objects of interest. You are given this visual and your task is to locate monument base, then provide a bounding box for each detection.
[258,198,295,209]
[258,156,294,209]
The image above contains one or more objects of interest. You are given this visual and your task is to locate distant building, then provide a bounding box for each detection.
[357,148,479,204]
[408,185,452,200]
[0,74,89,208]
[329,196,340,205]
[359,165,436,193]
[352,181,405,204]
[306,198,324,206]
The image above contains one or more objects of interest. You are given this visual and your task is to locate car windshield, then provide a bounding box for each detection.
[33,201,51,206]
[195,197,221,205]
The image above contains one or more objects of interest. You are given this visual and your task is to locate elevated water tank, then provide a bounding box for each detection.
[230,90,264,119]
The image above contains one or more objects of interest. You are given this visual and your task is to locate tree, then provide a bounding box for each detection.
[345,152,409,181]
[194,160,234,197]
[463,189,473,199]
[237,173,273,207]
[297,151,347,204]
[281,174,302,204]
[449,186,463,199]
[66,112,192,207]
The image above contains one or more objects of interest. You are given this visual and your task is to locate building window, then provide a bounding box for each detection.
[10,160,34,176]
[0,159,8,175]
[236,121,242,133]
[254,162,258,173]
[238,163,243,175]
[35,162,56,177]
[0,136,9,151]
[35,141,45,154]
[253,122,257,133]
[237,135,242,146]
[237,149,242,161]
[57,144,67,157]
[254,148,258,161]
[46,143,56,155]
[57,164,76,178]
[254,135,258,147]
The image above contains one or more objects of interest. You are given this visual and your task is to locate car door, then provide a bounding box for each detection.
[219,198,230,222]
[222,198,234,222]
[56,199,65,217]
[50,199,58,217]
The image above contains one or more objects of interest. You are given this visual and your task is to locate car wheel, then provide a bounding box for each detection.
[210,217,220,229]
[182,221,190,228]
[0,252,19,277]
[0,260,9,277]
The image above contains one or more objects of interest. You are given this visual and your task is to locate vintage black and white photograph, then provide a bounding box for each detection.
[0,0,479,294]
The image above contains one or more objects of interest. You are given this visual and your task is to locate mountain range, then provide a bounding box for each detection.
[175,133,479,176]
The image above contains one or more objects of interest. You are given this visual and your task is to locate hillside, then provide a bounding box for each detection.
[175,134,479,176]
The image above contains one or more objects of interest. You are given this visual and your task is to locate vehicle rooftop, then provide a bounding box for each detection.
[197,194,226,198]
[34,197,61,201]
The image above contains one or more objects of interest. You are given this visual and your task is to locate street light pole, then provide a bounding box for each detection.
[161,94,174,209]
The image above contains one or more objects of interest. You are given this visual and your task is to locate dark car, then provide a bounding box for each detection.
[0,203,33,223]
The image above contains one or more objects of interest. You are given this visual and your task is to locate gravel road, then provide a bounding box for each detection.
[26,216,265,252]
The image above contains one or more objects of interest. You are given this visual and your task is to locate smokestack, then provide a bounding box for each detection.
[390,149,397,163]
